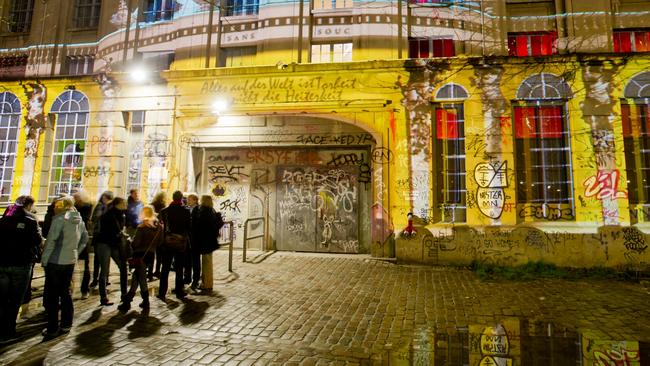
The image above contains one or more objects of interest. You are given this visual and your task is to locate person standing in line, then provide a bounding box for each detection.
[95,197,128,306]
[184,194,199,286]
[158,191,191,301]
[192,195,224,293]
[126,189,143,237]
[149,191,167,280]
[73,191,93,299]
[42,194,67,237]
[88,191,114,289]
[118,206,163,312]
[41,197,88,339]
[0,196,43,343]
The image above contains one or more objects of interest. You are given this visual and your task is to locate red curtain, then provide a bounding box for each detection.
[436,108,458,139]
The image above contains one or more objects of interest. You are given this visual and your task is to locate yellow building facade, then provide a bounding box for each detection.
[0,0,649,268]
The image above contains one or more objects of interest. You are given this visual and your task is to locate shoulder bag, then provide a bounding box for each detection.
[162,210,187,252]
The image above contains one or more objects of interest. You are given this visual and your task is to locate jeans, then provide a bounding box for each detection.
[0,266,33,338]
[123,261,148,304]
[92,244,100,284]
[190,246,201,286]
[95,242,127,302]
[159,249,186,298]
[44,264,75,333]
[80,257,91,294]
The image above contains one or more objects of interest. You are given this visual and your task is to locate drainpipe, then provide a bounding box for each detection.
[297,0,304,63]
[397,0,403,59]
[214,0,224,67]
[205,1,215,68]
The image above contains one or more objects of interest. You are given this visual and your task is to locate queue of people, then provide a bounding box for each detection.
[0,189,225,343]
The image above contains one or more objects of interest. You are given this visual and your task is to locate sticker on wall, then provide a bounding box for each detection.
[474,161,508,219]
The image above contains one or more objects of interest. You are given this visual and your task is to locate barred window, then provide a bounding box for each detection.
[622,71,650,221]
[434,84,468,223]
[224,0,258,16]
[515,74,573,220]
[66,55,95,75]
[49,90,89,199]
[311,43,352,63]
[508,32,557,57]
[614,29,650,53]
[127,111,146,192]
[408,38,455,58]
[144,0,174,22]
[74,0,102,28]
[0,92,21,202]
[9,0,35,33]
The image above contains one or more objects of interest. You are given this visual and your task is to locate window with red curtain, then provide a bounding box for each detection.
[434,104,466,222]
[508,32,557,57]
[514,104,572,206]
[408,38,455,58]
[621,102,650,204]
[614,30,650,53]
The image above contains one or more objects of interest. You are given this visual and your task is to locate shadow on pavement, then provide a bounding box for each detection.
[78,308,102,326]
[0,311,47,355]
[126,310,163,340]
[178,298,210,325]
[73,311,137,358]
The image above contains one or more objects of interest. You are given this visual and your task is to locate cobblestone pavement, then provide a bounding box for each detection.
[1,250,650,365]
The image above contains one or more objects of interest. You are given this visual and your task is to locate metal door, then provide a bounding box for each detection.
[276,166,359,253]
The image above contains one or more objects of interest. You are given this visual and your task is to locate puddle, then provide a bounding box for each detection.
[380,318,649,365]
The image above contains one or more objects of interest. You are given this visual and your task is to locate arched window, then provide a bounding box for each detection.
[621,72,650,212]
[0,92,21,202]
[435,83,469,101]
[433,83,469,223]
[49,90,89,199]
[514,74,574,220]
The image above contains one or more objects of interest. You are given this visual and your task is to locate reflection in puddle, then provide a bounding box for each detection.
[383,318,648,365]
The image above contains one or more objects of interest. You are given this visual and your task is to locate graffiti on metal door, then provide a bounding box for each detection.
[277,166,359,253]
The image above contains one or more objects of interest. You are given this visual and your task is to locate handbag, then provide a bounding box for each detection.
[114,215,133,260]
[162,210,187,252]
[128,225,161,266]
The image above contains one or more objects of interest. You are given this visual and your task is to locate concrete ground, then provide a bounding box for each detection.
[1,250,649,365]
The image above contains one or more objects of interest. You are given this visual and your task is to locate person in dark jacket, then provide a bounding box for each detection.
[158,191,191,301]
[88,191,114,289]
[0,196,43,343]
[183,193,199,285]
[190,195,223,291]
[118,206,163,312]
[42,194,67,237]
[95,197,128,306]
[73,191,93,299]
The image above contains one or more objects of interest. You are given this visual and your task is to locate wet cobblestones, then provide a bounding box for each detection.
[1,251,650,365]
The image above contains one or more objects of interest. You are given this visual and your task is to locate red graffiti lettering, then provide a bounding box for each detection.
[583,170,628,200]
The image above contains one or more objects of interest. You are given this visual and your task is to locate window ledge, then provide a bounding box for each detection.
[311,8,354,14]
[221,14,259,21]
[67,27,98,33]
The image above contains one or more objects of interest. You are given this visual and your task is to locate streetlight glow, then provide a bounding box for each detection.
[211,98,229,115]
[129,66,149,83]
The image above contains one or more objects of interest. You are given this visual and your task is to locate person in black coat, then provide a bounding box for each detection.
[158,191,191,300]
[191,195,224,292]
[0,196,43,343]
[95,197,128,306]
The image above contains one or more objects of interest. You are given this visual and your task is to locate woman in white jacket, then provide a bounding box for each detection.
[41,196,88,339]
